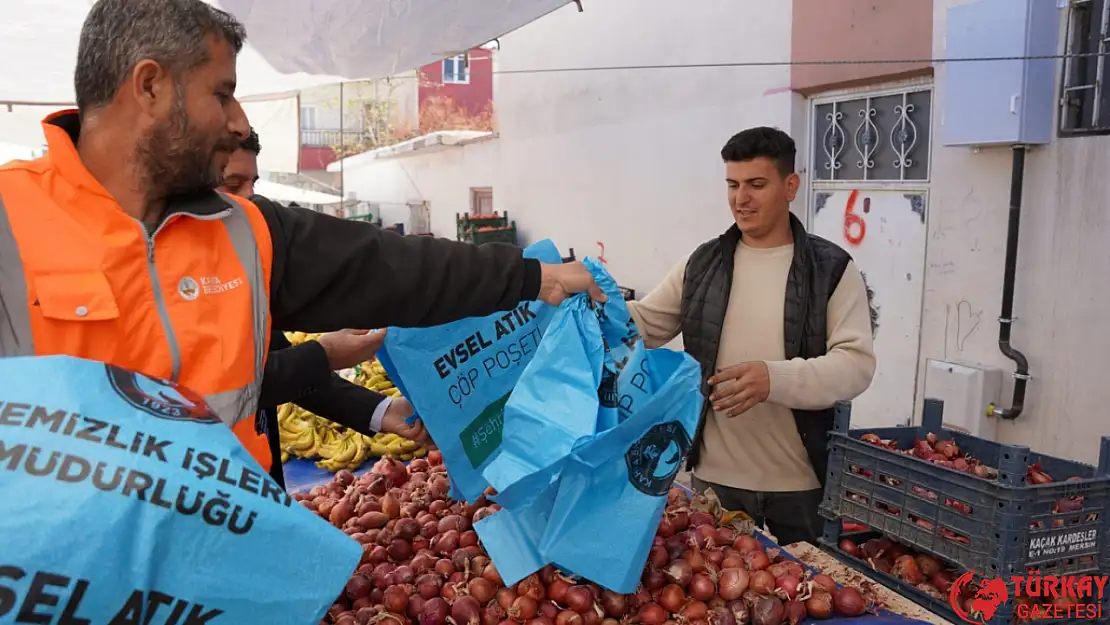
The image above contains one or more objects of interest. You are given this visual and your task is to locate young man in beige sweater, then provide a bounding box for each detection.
[627,127,876,545]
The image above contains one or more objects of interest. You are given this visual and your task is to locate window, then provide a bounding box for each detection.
[443,54,470,84]
[300,106,318,129]
[470,187,494,215]
[812,87,932,182]
[1060,0,1110,135]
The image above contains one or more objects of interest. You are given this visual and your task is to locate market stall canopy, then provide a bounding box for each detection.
[254,179,343,205]
[0,0,573,104]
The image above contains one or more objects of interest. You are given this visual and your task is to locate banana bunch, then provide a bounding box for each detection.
[274,339,428,470]
[354,360,403,398]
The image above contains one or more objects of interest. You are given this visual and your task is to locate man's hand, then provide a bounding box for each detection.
[538,262,607,306]
[379,397,436,450]
[709,361,771,417]
[317,329,386,370]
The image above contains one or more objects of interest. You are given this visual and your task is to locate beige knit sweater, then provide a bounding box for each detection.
[627,241,876,492]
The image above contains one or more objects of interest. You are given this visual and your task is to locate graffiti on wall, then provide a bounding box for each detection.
[943,300,982,359]
[596,241,608,264]
[843,189,867,246]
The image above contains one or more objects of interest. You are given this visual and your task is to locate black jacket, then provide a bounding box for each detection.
[247,197,542,488]
[679,213,850,488]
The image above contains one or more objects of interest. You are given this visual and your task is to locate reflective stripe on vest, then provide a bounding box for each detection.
[0,191,272,467]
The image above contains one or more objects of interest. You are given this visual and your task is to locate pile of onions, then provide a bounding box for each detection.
[300,455,875,625]
[838,536,959,601]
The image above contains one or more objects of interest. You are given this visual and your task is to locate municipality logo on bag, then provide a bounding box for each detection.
[625,420,692,497]
[106,365,222,424]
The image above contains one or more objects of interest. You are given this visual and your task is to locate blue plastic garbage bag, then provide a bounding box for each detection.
[0,356,360,625]
[476,258,703,592]
[377,239,563,503]
[537,348,701,592]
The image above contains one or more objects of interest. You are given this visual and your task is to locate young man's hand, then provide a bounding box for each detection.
[317,329,386,370]
[709,361,771,417]
[379,397,436,450]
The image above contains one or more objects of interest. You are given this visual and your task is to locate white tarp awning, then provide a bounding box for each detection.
[0,0,571,104]
[0,0,571,173]
[254,179,342,205]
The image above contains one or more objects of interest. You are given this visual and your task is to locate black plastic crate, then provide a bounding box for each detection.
[820,529,1109,625]
[820,399,1110,579]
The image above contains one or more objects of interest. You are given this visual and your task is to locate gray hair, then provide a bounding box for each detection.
[75,0,247,112]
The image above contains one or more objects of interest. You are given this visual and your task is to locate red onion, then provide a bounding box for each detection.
[469,577,496,605]
[733,535,760,552]
[774,575,801,601]
[496,588,518,611]
[509,596,539,622]
[637,603,667,625]
[811,574,837,594]
[600,591,627,618]
[915,554,941,577]
[718,568,749,601]
[452,596,482,625]
[642,569,667,591]
[833,587,865,616]
[517,574,546,601]
[648,545,669,569]
[555,611,582,625]
[664,560,693,587]
[804,592,833,619]
[565,585,594,614]
[421,597,450,625]
[483,562,504,586]
[784,601,806,625]
[752,596,784,625]
[931,570,954,593]
[745,550,770,571]
[749,571,775,595]
[680,600,709,622]
[546,578,571,605]
[838,539,858,557]
[690,574,716,602]
[383,585,410,614]
[345,575,372,599]
[659,585,686,613]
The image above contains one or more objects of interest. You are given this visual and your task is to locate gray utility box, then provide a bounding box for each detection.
[941,0,1061,146]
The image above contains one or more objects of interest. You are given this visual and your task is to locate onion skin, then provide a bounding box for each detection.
[805,592,834,619]
[749,571,775,595]
[784,601,806,625]
[751,596,785,625]
[638,603,667,625]
[718,568,750,601]
[838,539,859,557]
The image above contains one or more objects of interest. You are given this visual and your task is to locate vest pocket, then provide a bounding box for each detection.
[34,272,120,321]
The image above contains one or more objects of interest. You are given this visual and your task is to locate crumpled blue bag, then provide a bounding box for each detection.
[377,240,563,503]
[0,356,360,625]
[475,259,703,593]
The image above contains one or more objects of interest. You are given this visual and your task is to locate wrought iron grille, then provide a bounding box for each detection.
[812,89,932,182]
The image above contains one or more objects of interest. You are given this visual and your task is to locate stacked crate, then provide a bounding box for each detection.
[457,211,517,246]
[818,399,1110,624]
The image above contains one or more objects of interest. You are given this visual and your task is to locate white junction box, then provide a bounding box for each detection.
[922,359,1003,440]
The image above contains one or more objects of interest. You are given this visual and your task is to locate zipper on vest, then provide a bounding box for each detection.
[140,209,232,382]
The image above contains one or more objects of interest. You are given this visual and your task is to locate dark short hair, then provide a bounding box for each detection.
[75,0,247,112]
[241,129,261,155]
[720,127,797,177]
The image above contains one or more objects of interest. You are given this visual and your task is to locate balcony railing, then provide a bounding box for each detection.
[300,129,372,147]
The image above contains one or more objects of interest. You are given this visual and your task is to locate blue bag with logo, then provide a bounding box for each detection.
[475,259,702,592]
[0,356,360,625]
[377,240,564,503]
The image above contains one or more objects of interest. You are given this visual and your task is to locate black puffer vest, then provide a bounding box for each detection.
[681,213,850,488]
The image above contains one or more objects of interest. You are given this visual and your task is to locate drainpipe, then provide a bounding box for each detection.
[988,145,1032,420]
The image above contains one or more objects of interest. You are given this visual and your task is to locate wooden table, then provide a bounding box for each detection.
[782,542,957,625]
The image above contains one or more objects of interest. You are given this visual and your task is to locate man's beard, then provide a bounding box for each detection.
[135,91,231,199]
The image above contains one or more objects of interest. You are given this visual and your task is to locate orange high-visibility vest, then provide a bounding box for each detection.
[0,110,275,471]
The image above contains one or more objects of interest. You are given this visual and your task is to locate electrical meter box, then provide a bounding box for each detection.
[941,0,1060,146]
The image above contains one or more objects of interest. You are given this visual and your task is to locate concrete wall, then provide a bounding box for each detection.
[341,137,502,238]
[791,0,933,93]
[916,0,1110,463]
[492,0,802,296]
